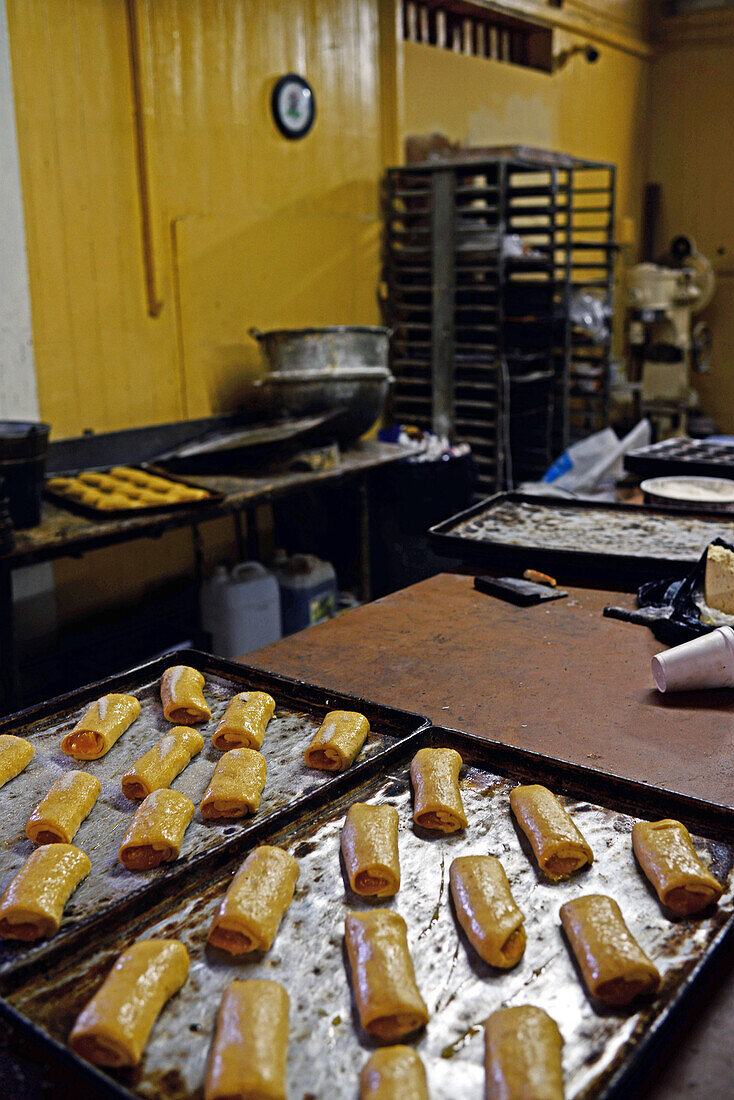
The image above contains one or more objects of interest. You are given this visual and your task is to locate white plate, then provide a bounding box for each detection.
[641,475,734,511]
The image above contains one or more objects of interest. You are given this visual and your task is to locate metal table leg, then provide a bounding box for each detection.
[0,562,19,713]
[358,473,371,604]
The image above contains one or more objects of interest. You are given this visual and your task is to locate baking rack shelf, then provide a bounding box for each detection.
[382,148,616,493]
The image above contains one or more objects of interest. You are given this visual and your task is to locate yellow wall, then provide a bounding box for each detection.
[7,0,393,438]
[401,20,650,260]
[648,8,734,431]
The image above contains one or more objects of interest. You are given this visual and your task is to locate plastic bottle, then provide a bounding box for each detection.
[200,562,281,657]
[272,553,337,635]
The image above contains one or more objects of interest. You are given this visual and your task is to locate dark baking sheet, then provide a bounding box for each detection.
[2,726,733,1100]
[0,650,428,982]
[44,466,223,520]
[429,492,734,587]
[625,438,734,481]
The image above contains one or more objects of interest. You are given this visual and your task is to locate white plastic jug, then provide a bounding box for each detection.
[200,562,281,658]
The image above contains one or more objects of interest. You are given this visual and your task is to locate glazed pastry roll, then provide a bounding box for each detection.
[360,1047,429,1100]
[161,665,211,724]
[118,789,195,871]
[77,471,118,491]
[410,746,467,833]
[450,855,525,968]
[200,747,267,819]
[0,844,90,940]
[484,1005,564,1100]
[0,734,34,787]
[345,909,429,1041]
[341,803,400,897]
[121,727,204,800]
[69,939,189,1066]
[560,894,660,1006]
[61,693,141,760]
[96,493,140,510]
[208,845,299,955]
[510,784,593,881]
[632,819,723,916]
[305,710,370,771]
[212,691,276,752]
[26,771,101,845]
[205,979,289,1100]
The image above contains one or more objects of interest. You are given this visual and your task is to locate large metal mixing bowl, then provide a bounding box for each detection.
[250,326,391,374]
[255,367,393,444]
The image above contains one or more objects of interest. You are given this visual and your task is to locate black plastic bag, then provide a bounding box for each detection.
[605,538,734,645]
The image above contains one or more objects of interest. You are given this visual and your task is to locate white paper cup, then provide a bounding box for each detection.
[651,626,734,692]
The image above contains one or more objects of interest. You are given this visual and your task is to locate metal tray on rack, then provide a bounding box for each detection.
[1,725,732,1100]
[429,491,734,587]
[44,466,224,520]
[0,650,428,982]
[625,438,734,481]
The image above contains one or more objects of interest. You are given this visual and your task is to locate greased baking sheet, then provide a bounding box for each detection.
[429,492,734,586]
[0,650,428,980]
[5,728,733,1100]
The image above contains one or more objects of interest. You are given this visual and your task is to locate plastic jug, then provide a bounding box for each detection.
[272,553,337,635]
[200,562,281,657]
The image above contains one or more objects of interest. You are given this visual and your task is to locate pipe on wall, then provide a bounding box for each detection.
[124,0,163,318]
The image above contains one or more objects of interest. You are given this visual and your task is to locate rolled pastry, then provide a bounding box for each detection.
[212,691,276,752]
[345,909,429,1041]
[341,802,400,897]
[161,665,211,725]
[0,844,91,940]
[484,1005,564,1100]
[632,819,723,916]
[560,894,660,1006]
[26,771,101,845]
[77,471,119,490]
[0,734,34,788]
[510,784,593,881]
[200,747,267,820]
[360,1047,429,1100]
[61,693,141,760]
[121,727,204,800]
[69,939,189,1066]
[205,979,289,1100]
[208,845,299,955]
[118,789,195,871]
[450,855,525,968]
[410,746,467,833]
[304,710,370,772]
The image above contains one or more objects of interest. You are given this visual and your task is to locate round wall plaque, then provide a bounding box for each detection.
[271,74,316,140]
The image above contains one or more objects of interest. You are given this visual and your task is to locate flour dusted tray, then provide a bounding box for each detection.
[3,726,733,1100]
[430,491,734,587]
[0,650,428,982]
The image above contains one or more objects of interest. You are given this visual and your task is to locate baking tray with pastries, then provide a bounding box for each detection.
[2,726,732,1100]
[0,650,428,983]
[44,465,223,518]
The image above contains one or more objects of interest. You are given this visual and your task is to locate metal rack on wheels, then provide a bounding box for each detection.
[381,148,616,494]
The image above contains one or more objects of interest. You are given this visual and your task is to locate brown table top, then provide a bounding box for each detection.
[252,572,734,807]
[249,572,734,1100]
